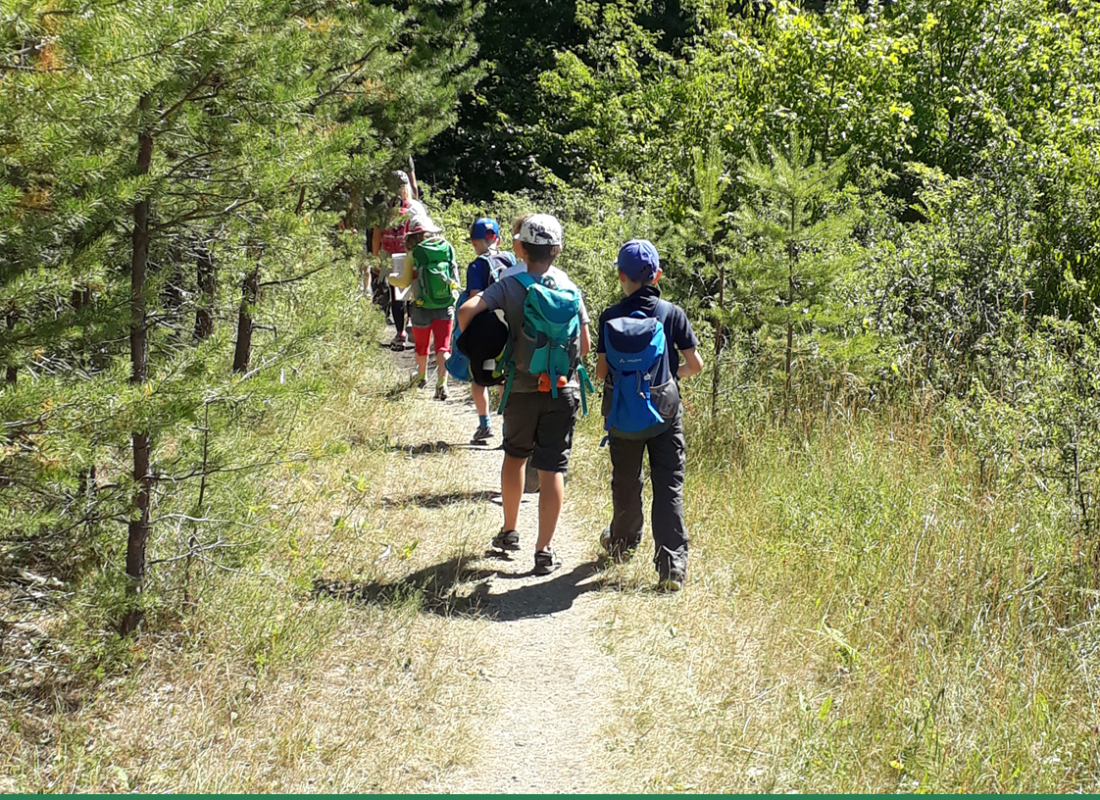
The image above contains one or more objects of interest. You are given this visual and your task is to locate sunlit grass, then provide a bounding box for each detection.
[567,405,1100,792]
[1,299,498,792]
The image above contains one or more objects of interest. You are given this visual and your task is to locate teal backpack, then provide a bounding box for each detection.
[499,272,594,413]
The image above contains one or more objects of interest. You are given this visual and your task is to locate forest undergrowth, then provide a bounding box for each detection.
[570,400,1100,791]
[4,270,1099,791]
[2,300,498,792]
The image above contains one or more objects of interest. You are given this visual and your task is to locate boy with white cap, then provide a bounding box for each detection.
[458,214,591,575]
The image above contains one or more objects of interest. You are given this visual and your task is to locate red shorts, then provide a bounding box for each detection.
[412,319,453,356]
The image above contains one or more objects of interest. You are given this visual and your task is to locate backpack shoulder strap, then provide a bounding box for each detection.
[654,299,673,325]
[514,271,536,289]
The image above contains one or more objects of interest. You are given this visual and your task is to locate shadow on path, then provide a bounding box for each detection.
[380,440,498,458]
[382,489,502,509]
[313,557,608,622]
[312,555,501,617]
[484,560,604,622]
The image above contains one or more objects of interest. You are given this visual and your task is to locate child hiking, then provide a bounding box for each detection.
[458,214,592,575]
[463,217,515,443]
[596,239,703,591]
[406,214,461,399]
[371,170,426,351]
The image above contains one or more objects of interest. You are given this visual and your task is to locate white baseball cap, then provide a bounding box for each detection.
[515,213,563,247]
[406,214,442,235]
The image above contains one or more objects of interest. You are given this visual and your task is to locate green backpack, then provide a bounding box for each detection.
[413,237,458,310]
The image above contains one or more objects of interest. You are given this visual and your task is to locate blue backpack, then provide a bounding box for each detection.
[446,289,474,382]
[499,272,593,413]
[446,252,516,383]
[476,251,515,286]
[603,301,680,439]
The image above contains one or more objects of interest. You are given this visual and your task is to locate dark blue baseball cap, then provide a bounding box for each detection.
[615,239,661,281]
[470,217,500,240]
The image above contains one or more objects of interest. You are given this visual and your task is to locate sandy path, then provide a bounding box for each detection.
[386,340,620,793]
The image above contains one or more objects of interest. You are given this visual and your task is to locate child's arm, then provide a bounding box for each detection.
[370,227,382,258]
[596,353,608,381]
[458,295,487,331]
[679,347,704,379]
[580,323,591,359]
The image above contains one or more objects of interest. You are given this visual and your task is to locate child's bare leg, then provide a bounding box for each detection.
[434,349,449,380]
[415,353,428,378]
[501,455,524,531]
[472,383,488,417]
[536,470,565,551]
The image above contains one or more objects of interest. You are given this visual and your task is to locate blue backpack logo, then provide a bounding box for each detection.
[603,301,678,439]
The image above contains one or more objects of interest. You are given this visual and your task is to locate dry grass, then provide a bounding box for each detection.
[566,403,1100,792]
[1,324,503,792]
[6,297,1100,792]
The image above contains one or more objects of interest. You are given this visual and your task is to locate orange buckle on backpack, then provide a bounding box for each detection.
[537,374,568,393]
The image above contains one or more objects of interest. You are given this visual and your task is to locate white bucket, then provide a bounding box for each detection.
[389,252,412,301]
[389,252,406,282]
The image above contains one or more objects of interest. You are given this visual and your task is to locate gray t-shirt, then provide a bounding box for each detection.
[479,264,590,393]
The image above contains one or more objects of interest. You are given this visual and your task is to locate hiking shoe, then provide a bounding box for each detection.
[471,424,492,444]
[390,333,407,351]
[490,528,520,552]
[599,526,634,564]
[435,384,448,401]
[415,375,427,390]
[533,548,562,576]
[656,572,685,593]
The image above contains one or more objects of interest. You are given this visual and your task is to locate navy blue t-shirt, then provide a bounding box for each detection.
[465,251,515,293]
[596,285,700,382]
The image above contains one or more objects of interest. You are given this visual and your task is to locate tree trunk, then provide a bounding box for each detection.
[232,268,259,373]
[784,198,797,421]
[122,95,154,637]
[4,308,16,385]
[193,244,215,342]
[407,155,419,201]
[784,258,794,421]
[710,250,725,419]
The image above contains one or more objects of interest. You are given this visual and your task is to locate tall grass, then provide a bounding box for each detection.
[1,283,495,792]
[566,396,1100,792]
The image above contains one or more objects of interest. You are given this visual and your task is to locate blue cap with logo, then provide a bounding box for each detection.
[470,217,500,240]
[615,239,661,282]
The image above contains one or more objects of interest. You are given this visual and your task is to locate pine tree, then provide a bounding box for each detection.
[686,137,728,418]
[2,0,479,635]
[733,129,855,415]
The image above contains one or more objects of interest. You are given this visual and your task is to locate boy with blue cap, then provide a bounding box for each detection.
[464,217,515,443]
[595,239,704,591]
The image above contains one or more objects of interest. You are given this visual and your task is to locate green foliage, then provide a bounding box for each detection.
[733,129,860,397]
[1,0,478,633]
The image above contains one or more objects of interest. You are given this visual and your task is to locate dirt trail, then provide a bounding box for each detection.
[387,342,620,793]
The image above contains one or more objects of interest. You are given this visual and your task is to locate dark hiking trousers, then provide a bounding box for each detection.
[608,409,688,579]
